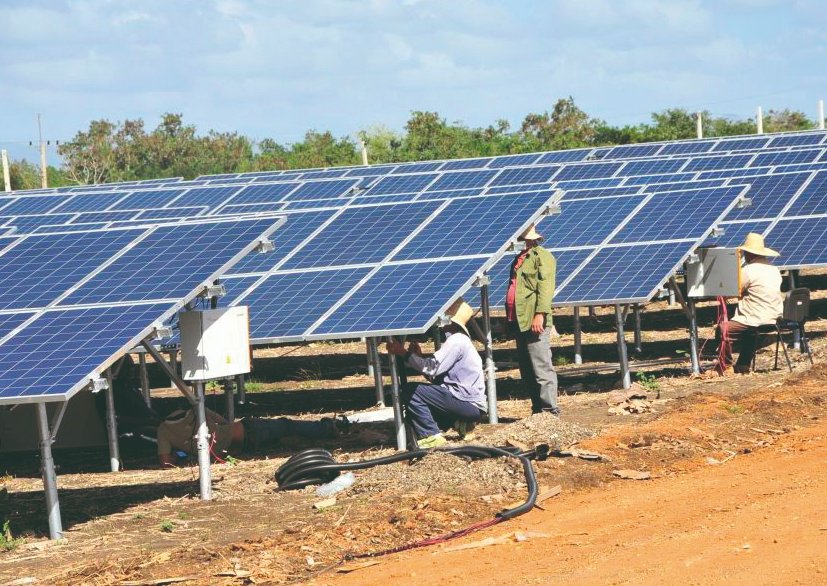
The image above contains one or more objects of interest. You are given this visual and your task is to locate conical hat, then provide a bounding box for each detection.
[444,298,474,336]
[740,232,779,257]
[517,223,544,242]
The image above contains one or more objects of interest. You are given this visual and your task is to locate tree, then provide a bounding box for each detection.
[763,109,814,133]
[58,119,118,184]
[519,97,599,151]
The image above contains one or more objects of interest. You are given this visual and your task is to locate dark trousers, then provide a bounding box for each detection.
[243,417,334,450]
[715,321,759,368]
[510,322,559,414]
[402,383,482,439]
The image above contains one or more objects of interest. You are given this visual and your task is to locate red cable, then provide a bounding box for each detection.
[716,296,732,373]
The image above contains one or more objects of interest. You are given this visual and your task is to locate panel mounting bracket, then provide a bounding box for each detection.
[472,275,490,288]
[198,284,226,299]
[152,324,173,340]
[544,203,562,216]
[709,226,725,238]
[736,197,752,209]
[89,377,109,393]
[685,253,700,265]
[255,239,275,254]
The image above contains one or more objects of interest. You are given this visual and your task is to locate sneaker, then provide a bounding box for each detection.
[453,420,477,441]
[417,434,447,449]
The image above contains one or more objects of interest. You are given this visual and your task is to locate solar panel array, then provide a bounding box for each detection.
[0,216,284,405]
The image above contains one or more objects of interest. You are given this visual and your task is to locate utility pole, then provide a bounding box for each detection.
[696,111,703,139]
[1,149,10,192]
[37,114,48,188]
[359,137,369,166]
[819,99,825,130]
[756,106,764,134]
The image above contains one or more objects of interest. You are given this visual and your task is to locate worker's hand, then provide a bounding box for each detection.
[385,341,406,356]
[531,313,546,334]
[407,341,423,357]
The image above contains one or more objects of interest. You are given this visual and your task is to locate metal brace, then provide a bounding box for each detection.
[255,239,275,254]
[49,401,69,444]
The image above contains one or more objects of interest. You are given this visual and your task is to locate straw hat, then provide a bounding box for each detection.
[444,298,474,336]
[517,223,544,242]
[739,232,779,257]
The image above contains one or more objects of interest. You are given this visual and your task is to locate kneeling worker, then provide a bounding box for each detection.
[157,409,343,467]
[386,298,486,448]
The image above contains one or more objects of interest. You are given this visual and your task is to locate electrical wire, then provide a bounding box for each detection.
[715,295,732,373]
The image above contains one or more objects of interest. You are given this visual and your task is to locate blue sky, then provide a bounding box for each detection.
[1,0,825,162]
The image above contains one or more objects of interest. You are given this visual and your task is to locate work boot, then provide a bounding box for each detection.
[417,434,447,449]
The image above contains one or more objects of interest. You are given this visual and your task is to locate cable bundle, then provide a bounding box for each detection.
[716,295,732,372]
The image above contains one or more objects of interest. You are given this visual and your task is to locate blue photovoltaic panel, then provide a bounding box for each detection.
[355,193,420,205]
[427,170,498,191]
[53,193,126,213]
[554,177,624,190]
[392,162,444,174]
[253,172,303,182]
[535,196,645,247]
[768,133,825,147]
[0,303,171,403]
[619,158,688,176]
[486,153,542,168]
[484,185,548,196]
[751,149,823,168]
[177,186,243,208]
[552,161,624,182]
[561,186,642,200]
[783,170,827,216]
[623,172,697,186]
[765,217,827,268]
[5,214,78,232]
[365,173,437,195]
[280,199,343,210]
[440,158,493,171]
[696,167,770,180]
[226,210,335,274]
[34,222,109,234]
[59,218,282,305]
[588,147,612,160]
[211,275,262,308]
[604,144,663,160]
[135,207,206,220]
[488,166,560,187]
[535,149,592,164]
[612,186,745,244]
[417,188,487,200]
[69,210,140,224]
[218,203,287,214]
[724,172,810,221]
[712,137,770,152]
[202,178,250,186]
[299,169,350,180]
[393,191,555,261]
[286,179,360,200]
[682,154,754,172]
[242,268,372,339]
[282,201,441,269]
[0,230,138,310]
[311,258,484,336]
[702,220,771,247]
[108,189,186,210]
[229,183,299,205]
[197,173,240,180]
[555,243,691,304]
[0,196,67,216]
[769,162,827,174]
[659,141,715,156]
[345,166,397,177]
[644,179,726,193]
[0,312,36,338]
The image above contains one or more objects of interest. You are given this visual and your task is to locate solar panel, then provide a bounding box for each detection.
[345,166,397,177]
[0,196,67,216]
[696,167,770,180]
[440,157,493,171]
[535,149,593,164]
[254,172,303,182]
[230,183,299,205]
[604,144,663,160]
[6,214,78,232]
[108,189,187,210]
[135,207,207,220]
[300,169,350,180]
[644,179,725,192]
[554,177,624,190]
[53,193,127,213]
[486,153,542,168]
[286,179,360,200]
[765,216,827,268]
[560,186,643,200]
[417,188,487,200]
[623,172,697,186]
[712,137,770,151]
[487,166,560,187]
[681,154,754,172]
[769,162,827,174]
[392,162,444,174]
[364,173,437,195]
[534,195,645,247]
[177,186,244,207]
[619,158,688,176]
[393,191,556,260]
[768,133,825,147]
[724,172,811,221]
[702,220,771,247]
[484,185,549,196]
[782,170,827,216]
[552,161,624,181]
[426,170,497,190]
[217,202,287,214]
[658,141,715,156]
[751,149,823,167]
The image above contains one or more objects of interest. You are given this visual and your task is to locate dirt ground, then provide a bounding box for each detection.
[1,273,826,585]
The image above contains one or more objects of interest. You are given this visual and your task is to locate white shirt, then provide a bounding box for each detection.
[732,259,783,327]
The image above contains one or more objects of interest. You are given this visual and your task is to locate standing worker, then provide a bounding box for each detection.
[713,232,783,374]
[506,224,560,415]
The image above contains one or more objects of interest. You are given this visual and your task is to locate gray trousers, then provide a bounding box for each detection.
[511,323,559,414]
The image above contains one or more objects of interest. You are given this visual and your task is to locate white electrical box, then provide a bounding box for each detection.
[180,307,251,381]
[686,248,742,298]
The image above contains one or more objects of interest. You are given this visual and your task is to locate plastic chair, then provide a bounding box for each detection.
[753,288,814,372]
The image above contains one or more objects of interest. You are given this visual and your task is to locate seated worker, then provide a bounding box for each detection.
[386,298,486,449]
[157,409,344,467]
[715,232,783,374]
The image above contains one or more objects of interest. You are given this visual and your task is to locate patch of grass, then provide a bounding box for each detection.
[553,355,571,367]
[132,513,146,521]
[177,512,190,521]
[636,372,660,393]
[244,379,264,393]
[0,521,24,552]
[224,455,240,466]
[159,519,175,533]
[723,403,745,415]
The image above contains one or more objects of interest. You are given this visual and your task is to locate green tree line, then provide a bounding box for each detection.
[1,98,821,190]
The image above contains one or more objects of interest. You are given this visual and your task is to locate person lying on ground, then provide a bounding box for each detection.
[156,408,346,467]
[386,298,486,449]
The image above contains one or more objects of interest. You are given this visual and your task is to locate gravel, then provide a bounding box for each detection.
[483,412,595,449]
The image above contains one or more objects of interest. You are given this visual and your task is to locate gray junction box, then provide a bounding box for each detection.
[686,247,742,298]
[180,307,251,381]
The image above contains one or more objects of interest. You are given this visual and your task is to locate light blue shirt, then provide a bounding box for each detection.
[405,332,486,408]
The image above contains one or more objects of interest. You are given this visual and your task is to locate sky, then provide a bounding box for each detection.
[1,0,826,162]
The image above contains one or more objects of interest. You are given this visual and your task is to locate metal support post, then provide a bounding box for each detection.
[615,305,631,389]
[138,352,151,407]
[37,403,63,540]
[236,374,246,404]
[789,271,801,350]
[696,111,703,139]
[432,324,442,351]
[756,106,764,134]
[573,306,583,365]
[633,303,643,354]
[1,149,11,192]
[168,350,178,376]
[370,337,385,407]
[141,341,197,405]
[195,382,213,500]
[365,338,374,378]
[386,337,407,451]
[687,299,700,375]
[668,287,676,306]
[480,283,498,424]
[819,99,825,130]
[104,370,121,472]
[588,305,596,318]
[224,378,235,422]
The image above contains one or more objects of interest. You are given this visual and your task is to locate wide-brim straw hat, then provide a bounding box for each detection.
[444,298,474,336]
[740,232,779,257]
[517,223,544,242]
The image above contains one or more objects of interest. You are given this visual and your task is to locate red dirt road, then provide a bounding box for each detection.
[322,425,827,585]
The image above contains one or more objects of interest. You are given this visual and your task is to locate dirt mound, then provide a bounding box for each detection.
[483,411,595,449]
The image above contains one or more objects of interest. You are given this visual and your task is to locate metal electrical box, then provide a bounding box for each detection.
[686,248,742,298]
[180,307,251,381]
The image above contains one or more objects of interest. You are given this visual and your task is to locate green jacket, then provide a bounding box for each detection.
[511,246,556,332]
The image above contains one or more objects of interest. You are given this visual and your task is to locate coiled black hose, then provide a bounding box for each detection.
[275,443,548,520]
